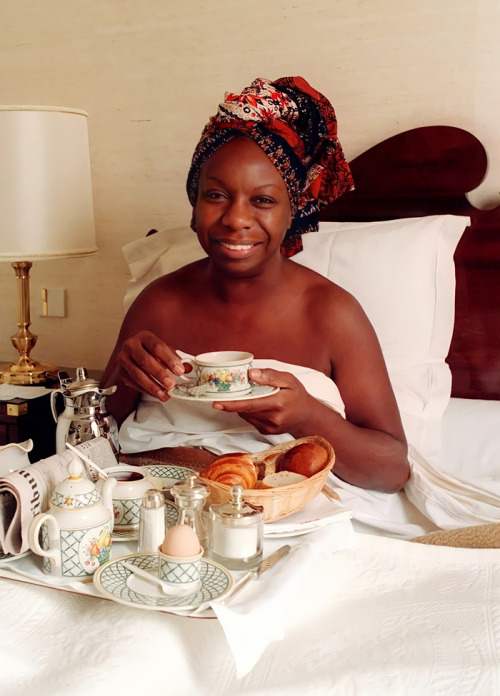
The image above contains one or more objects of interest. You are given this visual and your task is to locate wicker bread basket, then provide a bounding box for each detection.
[200,435,335,523]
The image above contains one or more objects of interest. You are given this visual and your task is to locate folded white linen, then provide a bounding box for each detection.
[210,520,355,679]
[0,438,117,555]
[329,445,500,539]
[119,353,346,455]
[406,445,500,529]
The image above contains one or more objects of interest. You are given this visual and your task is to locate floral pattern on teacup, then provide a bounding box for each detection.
[200,368,248,392]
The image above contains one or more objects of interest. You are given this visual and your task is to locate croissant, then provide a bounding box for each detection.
[200,453,258,489]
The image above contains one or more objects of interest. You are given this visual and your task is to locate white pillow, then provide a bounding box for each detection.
[294,215,469,466]
[123,227,206,310]
[122,214,470,467]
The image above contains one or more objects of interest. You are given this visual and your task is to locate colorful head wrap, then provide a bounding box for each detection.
[186,76,354,256]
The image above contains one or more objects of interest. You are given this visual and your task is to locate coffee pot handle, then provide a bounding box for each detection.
[50,389,64,423]
[27,513,61,572]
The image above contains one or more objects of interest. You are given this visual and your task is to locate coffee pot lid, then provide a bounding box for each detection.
[50,459,101,510]
[59,367,100,394]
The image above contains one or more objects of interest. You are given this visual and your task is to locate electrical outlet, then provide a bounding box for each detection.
[40,288,66,317]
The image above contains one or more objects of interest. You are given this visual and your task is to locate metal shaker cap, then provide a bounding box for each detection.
[141,488,165,509]
[170,474,210,504]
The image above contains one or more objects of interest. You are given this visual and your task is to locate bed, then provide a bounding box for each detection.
[2,126,500,696]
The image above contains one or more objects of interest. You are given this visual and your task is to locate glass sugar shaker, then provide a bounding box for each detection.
[170,474,210,548]
[207,485,264,570]
[138,488,165,553]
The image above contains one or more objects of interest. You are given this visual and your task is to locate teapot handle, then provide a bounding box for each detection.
[50,389,64,423]
[28,513,61,572]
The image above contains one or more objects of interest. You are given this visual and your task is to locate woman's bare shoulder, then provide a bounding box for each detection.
[121,259,208,330]
[291,261,372,335]
[290,260,361,308]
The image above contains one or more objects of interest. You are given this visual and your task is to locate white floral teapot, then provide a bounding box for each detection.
[28,459,117,578]
[0,439,33,476]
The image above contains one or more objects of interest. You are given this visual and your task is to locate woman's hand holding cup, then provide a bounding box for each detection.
[116,330,187,401]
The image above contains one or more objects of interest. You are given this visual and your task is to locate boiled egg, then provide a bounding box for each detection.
[160,524,201,557]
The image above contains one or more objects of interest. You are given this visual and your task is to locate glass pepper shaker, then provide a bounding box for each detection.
[170,474,210,549]
[207,485,264,570]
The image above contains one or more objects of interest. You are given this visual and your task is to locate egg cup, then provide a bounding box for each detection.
[158,546,203,596]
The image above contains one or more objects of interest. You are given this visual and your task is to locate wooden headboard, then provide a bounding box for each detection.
[319,126,500,400]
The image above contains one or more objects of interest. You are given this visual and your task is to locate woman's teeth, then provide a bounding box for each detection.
[220,242,254,250]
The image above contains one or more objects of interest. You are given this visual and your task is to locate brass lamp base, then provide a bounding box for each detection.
[0,358,58,386]
[0,261,58,386]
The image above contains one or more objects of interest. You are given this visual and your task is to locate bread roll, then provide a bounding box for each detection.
[200,452,258,489]
[278,442,328,478]
[259,471,306,489]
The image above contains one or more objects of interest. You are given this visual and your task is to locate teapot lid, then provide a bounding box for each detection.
[50,459,101,510]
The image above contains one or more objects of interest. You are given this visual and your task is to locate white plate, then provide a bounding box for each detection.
[112,499,180,541]
[168,384,279,402]
[143,464,196,491]
[264,496,352,538]
[93,552,233,613]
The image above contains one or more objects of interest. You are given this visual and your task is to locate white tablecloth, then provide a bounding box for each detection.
[2,531,500,696]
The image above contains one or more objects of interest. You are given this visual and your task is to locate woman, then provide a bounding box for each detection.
[102,76,409,493]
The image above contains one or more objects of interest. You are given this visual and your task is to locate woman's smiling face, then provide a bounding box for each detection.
[195,137,292,275]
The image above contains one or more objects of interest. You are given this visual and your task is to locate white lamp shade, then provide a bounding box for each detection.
[0,106,97,261]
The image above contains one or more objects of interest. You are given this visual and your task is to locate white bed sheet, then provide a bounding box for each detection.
[2,532,500,696]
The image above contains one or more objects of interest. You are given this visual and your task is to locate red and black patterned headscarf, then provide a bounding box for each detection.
[186,76,354,256]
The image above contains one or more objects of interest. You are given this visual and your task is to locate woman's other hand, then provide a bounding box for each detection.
[213,367,316,435]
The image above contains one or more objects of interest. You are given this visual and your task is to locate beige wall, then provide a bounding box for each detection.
[1,0,499,372]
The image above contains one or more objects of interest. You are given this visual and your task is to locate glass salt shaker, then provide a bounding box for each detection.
[207,485,264,570]
[170,474,210,549]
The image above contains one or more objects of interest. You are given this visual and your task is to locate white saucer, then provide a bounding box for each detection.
[143,464,196,491]
[112,528,139,542]
[168,384,279,402]
[93,552,233,613]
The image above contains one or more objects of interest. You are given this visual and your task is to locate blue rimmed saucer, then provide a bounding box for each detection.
[93,552,232,612]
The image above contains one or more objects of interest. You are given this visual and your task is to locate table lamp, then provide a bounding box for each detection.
[0,106,97,385]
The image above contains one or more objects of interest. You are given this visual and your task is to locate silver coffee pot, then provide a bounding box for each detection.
[50,367,119,454]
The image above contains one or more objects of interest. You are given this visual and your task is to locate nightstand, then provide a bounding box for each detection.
[0,392,56,462]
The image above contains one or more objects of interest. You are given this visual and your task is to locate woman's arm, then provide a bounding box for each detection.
[214,292,409,493]
[101,287,189,426]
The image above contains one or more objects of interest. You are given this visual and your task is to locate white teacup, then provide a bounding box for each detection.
[177,351,253,396]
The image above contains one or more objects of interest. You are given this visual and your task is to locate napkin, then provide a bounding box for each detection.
[211,518,355,678]
[264,494,352,537]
